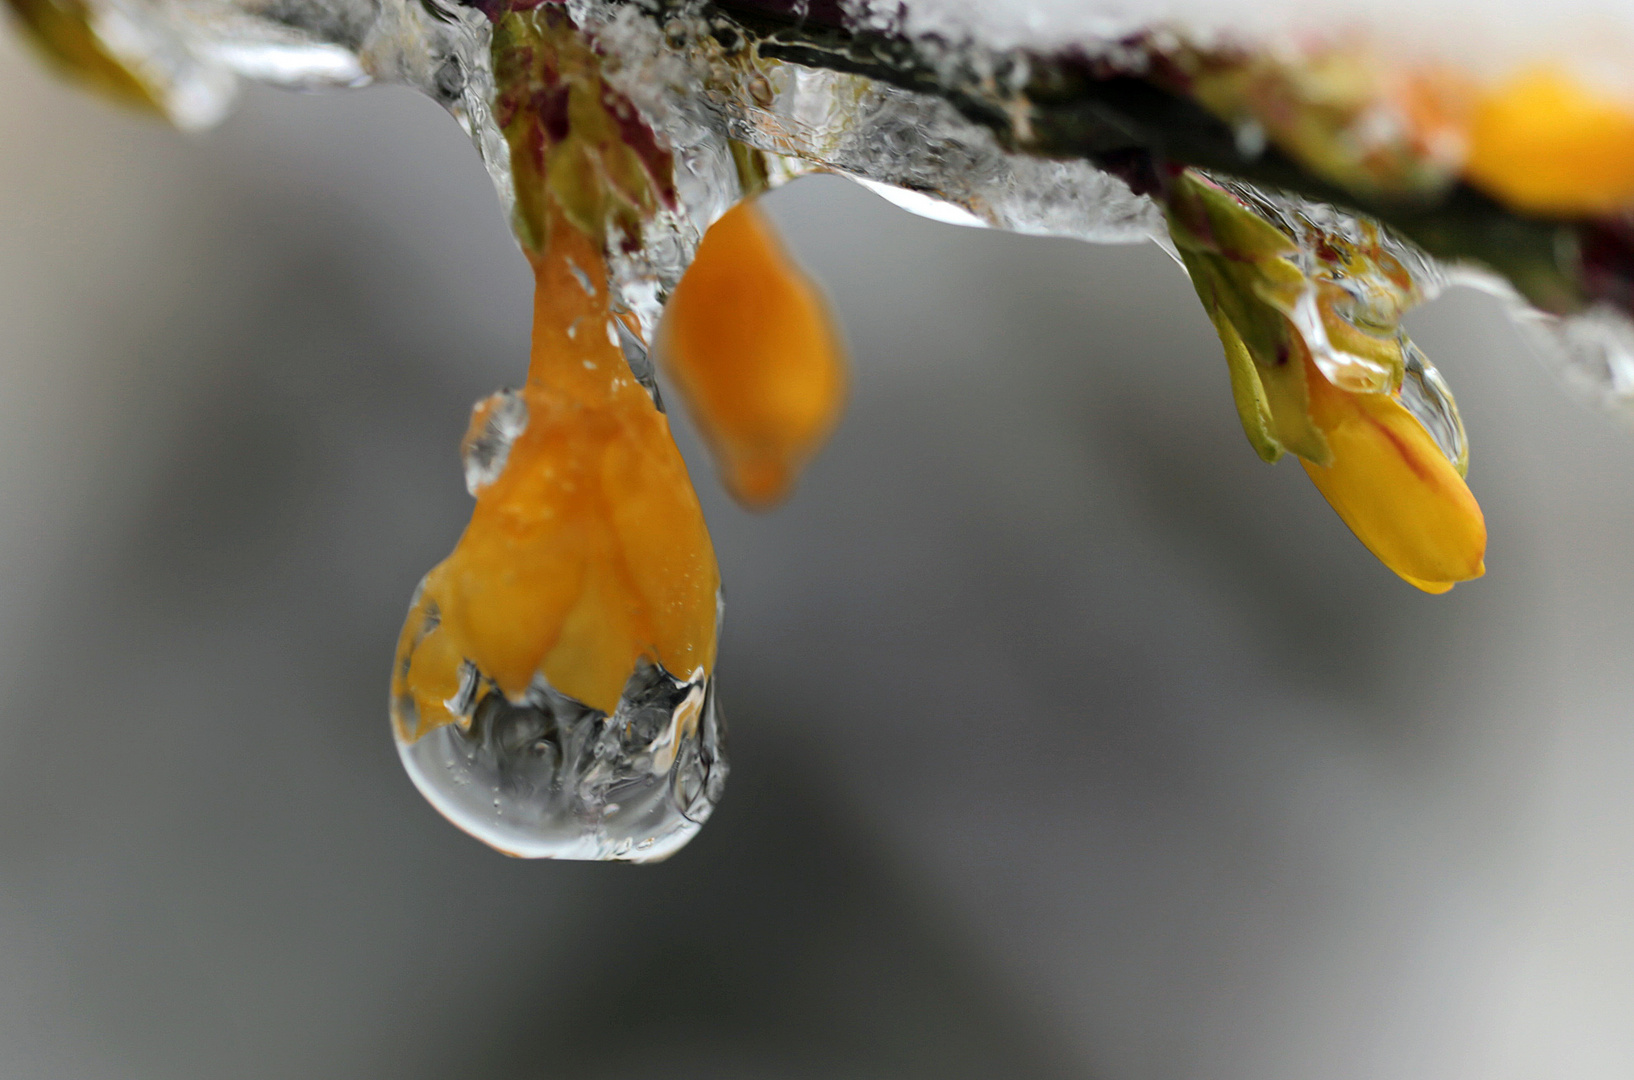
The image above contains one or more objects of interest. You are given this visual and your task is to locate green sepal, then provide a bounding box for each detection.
[1170,175,1337,467]
[1178,247,1282,462]
[1168,171,1299,264]
[1178,246,1333,466]
[1256,335,1331,467]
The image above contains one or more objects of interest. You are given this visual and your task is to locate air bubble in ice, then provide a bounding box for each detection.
[461,389,528,496]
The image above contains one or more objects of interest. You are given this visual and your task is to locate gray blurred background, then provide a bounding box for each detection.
[3,24,1634,1080]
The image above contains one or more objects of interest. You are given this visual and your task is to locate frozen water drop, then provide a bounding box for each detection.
[461,389,528,496]
[1288,286,1397,394]
[393,658,726,861]
[1398,337,1469,471]
[610,311,665,410]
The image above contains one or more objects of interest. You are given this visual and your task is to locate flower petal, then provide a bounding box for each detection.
[1299,355,1487,590]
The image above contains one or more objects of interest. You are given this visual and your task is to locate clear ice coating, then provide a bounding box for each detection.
[33,0,1634,407]
[1211,176,1443,389]
[1400,338,1469,471]
[1201,176,1471,466]
[1509,303,1634,413]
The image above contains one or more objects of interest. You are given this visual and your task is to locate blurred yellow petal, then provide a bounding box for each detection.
[659,198,848,509]
[5,0,162,113]
[1466,66,1634,215]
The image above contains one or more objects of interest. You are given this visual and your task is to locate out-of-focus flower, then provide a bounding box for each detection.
[4,0,160,112]
[659,198,848,509]
[1464,66,1634,216]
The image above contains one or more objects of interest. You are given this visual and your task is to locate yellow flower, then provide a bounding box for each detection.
[393,206,719,736]
[1465,66,1634,216]
[1166,170,1486,593]
[1298,349,1485,593]
[659,198,848,509]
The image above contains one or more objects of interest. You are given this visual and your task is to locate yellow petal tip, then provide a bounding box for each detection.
[1398,573,1456,595]
[1388,552,1484,596]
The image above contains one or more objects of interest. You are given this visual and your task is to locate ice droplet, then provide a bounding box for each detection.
[1399,337,1469,472]
[391,203,725,860]
[393,596,726,861]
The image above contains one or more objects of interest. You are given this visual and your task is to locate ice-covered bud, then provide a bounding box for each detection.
[1166,169,1485,591]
